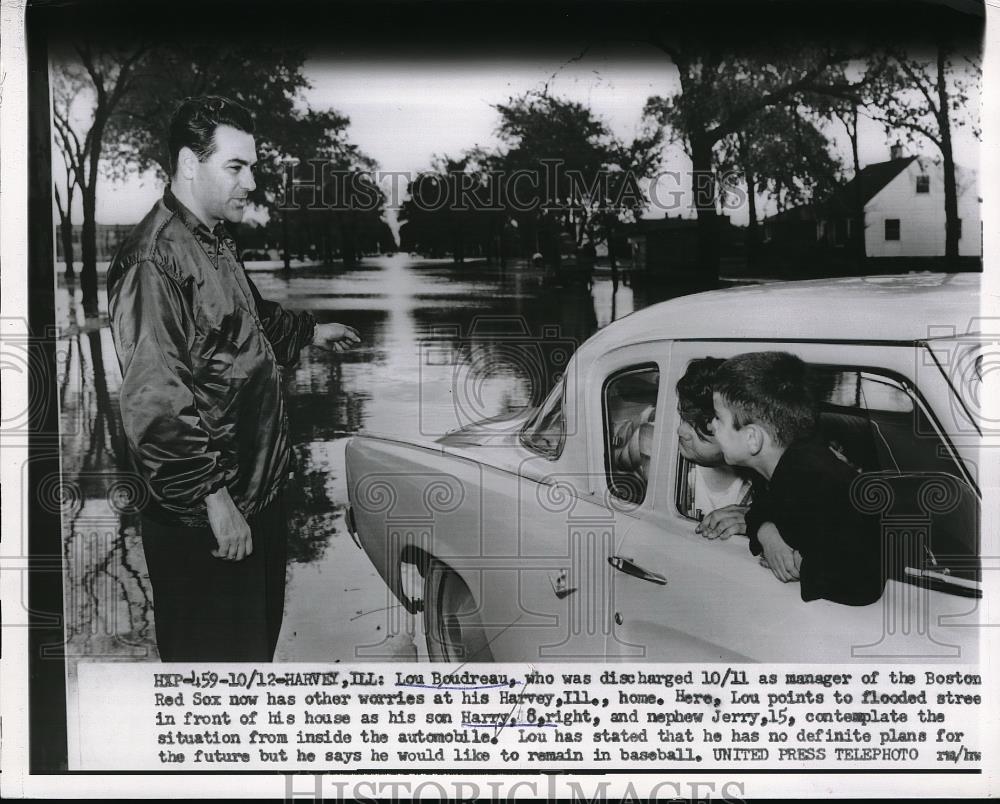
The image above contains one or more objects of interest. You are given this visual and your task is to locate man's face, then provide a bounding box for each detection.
[676,409,725,467]
[711,392,751,467]
[190,124,257,225]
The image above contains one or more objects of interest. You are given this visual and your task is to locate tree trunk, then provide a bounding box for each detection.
[80,111,107,317]
[690,136,720,284]
[282,210,292,274]
[340,215,357,269]
[849,106,866,266]
[452,212,464,264]
[59,217,76,279]
[745,168,759,271]
[736,132,759,272]
[296,211,305,262]
[936,46,960,265]
[606,215,619,284]
[80,183,99,315]
[302,208,313,262]
[498,215,507,269]
[54,181,76,278]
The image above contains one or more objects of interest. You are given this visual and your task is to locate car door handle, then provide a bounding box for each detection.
[608,555,667,585]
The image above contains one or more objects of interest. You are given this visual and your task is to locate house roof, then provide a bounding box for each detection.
[762,156,919,224]
[824,156,918,214]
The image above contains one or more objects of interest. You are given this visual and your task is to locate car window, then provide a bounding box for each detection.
[604,364,660,504]
[813,368,963,480]
[817,366,979,594]
[520,375,566,458]
[674,360,980,596]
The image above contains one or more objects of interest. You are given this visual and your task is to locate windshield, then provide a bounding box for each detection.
[520,375,566,458]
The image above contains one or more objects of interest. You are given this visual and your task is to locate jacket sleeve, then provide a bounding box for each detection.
[744,483,772,556]
[110,261,237,512]
[796,506,887,606]
[246,273,316,367]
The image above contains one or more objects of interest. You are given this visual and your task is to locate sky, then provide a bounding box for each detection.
[79,43,981,228]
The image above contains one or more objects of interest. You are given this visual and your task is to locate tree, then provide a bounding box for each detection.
[396,91,664,271]
[594,123,665,277]
[102,42,358,263]
[868,41,981,265]
[103,43,317,193]
[829,98,867,262]
[644,39,866,280]
[111,43,392,269]
[54,38,375,289]
[52,67,83,279]
[716,104,841,267]
[399,149,494,262]
[493,91,663,270]
[271,109,385,270]
[51,43,147,313]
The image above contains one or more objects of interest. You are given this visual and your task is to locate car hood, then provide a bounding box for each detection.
[434,409,534,449]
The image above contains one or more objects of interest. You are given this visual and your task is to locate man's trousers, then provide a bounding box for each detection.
[140,494,288,662]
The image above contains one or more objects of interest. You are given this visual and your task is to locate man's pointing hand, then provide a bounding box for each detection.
[313,322,362,353]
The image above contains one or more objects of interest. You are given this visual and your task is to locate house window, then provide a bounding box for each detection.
[916,175,930,193]
[885,219,901,241]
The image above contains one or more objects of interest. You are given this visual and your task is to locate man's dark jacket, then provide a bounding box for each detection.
[107,189,315,526]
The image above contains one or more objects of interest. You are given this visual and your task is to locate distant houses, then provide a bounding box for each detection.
[626,216,745,277]
[763,146,981,272]
[55,223,134,262]
[628,147,982,280]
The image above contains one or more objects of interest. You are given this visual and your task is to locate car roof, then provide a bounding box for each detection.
[586,272,983,353]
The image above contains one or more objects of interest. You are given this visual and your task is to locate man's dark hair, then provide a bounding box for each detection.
[168,95,255,175]
[676,357,725,438]
[713,352,818,447]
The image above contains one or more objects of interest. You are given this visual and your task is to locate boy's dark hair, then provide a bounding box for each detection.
[676,357,725,438]
[168,95,255,175]
[713,352,818,447]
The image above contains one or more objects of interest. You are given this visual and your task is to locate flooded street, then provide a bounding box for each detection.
[56,255,700,668]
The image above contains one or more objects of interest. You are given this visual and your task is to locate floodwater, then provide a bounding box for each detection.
[55,255,703,669]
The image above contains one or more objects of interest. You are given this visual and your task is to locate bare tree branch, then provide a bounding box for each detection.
[898,59,939,117]
[544,42,596,97]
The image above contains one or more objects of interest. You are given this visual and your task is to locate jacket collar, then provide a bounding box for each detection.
[164,186,237,266]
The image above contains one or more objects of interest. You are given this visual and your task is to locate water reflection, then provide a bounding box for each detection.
[58,255,691,664]
[58,290,155,660]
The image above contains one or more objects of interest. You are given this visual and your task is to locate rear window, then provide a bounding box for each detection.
[816,367,979,594]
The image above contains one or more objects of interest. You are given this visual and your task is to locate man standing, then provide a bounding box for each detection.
[107,96,359,661]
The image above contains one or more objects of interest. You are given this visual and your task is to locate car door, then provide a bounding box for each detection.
[605,341,980,663]
[467,359,634,663]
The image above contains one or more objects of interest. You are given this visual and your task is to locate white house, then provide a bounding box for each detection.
[817,147,981,259]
